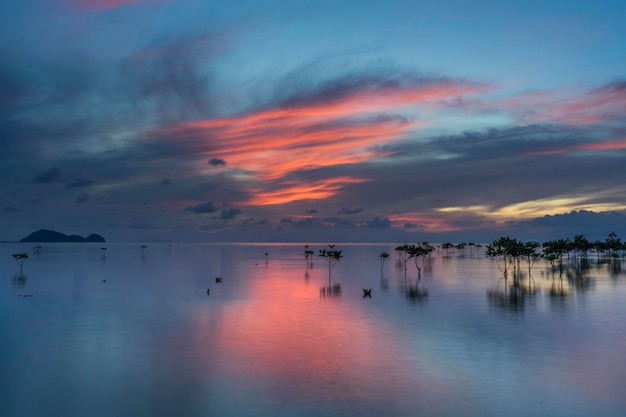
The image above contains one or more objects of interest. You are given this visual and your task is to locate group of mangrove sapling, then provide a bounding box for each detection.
[440,242,483,257]
[485,237,539,290]
[485,232,625,294]
[394,243,435,280]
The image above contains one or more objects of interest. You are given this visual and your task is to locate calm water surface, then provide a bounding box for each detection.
[1,243,625,417]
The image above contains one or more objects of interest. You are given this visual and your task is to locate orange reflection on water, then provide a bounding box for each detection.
[190,260,414,401]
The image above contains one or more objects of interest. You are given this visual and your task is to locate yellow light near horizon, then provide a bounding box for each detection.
[492,197,590,219]
[437,196,626,221]
[436,205,490,214]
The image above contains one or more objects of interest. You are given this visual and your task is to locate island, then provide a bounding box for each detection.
[20,229,106,243]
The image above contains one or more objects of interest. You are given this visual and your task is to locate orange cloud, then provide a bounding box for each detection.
[245,177,368,206]
[161,79,483,206]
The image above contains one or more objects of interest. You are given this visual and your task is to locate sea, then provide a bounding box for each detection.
[1,242,625,417]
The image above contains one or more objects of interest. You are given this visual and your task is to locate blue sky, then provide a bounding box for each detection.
[1,0,626,242]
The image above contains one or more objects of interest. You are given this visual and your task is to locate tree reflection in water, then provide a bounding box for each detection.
[11,272,27,288]
[404,283,429,304]
[487,284,525,314]
[319,282,341,298]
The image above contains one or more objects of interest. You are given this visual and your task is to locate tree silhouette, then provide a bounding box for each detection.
[12,253,29,273]
[319,244,342,282]
[409,242,435,279]
[441,242,454,257]
[486,237,517,280]
[605,232,622,258]
[542,239,570,277]
[397,243,434,280]
[379,251,389,272]
[304,245,314,267]
[395,244,412,277]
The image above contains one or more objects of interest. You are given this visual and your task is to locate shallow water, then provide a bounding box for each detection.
[1,242,625,417]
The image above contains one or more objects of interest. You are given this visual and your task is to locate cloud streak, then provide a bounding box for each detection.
[154,75,484,207]
[489,80,626,127]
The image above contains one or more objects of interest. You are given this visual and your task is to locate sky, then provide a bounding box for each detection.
[1,0,626,243]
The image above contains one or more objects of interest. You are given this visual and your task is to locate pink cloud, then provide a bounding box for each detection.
[502,82,626,126]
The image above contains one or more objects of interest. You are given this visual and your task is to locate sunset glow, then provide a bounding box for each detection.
[3,0,626,242]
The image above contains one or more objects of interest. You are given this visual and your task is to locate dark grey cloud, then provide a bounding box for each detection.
[198,223,226,232]
[3,206,19,213]
[243,217,268,226]
[338,207,363,215]
[126,221,164,230]
[66,177,95,188]
[365,216,391,229]
[30,167,66,183]
[161,179,171,186]
[76,194,90,204]
[0,60,31,112]
[305,209,318,214]
[508,210,626,241]
[221,208,242,219]
[185,201,218,214]
[209,158,226,166]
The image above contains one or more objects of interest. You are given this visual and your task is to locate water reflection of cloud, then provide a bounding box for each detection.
[188,260,427,407]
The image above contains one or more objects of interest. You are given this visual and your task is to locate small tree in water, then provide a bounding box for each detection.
[319,244,342,282]
[379,251,389,272]
[407,243,435,280]
[396,244,412,276]
[12,253,29,273]
[304,245,314,267]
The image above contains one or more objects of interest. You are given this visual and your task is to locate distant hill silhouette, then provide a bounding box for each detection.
[20,229,106,243]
